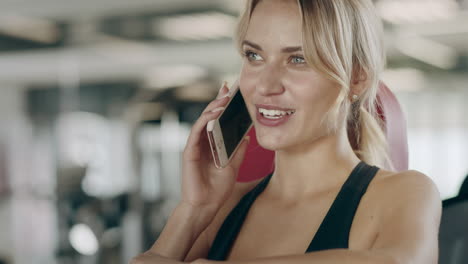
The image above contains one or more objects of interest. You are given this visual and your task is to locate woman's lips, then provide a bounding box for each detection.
[256,111,292,127]
[255,104,295,111]
[255,105,295,127]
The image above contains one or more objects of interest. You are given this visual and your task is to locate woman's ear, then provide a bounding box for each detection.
[350,70,368,99]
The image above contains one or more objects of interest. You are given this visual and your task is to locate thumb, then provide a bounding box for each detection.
[230,136,251,170]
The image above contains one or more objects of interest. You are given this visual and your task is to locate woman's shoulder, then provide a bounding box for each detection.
[366,168,441,217]
[371,169,440,197]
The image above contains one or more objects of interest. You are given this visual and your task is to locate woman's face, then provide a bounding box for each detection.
[239,0,341,151]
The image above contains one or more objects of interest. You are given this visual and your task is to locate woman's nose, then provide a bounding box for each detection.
[256,64,285,96]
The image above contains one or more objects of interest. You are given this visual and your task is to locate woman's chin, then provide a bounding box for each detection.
[256,135,289,151]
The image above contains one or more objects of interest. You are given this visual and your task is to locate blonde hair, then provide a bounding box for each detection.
[236,0,393,170]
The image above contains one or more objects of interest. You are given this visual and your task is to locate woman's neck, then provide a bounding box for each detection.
[267,129,361,203]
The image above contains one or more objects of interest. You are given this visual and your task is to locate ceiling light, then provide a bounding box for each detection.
[395,35,458,69]
[153,12,237,41]
[0,15,60,44]
[376,0,459,25]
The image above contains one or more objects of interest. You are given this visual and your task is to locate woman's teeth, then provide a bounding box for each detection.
[259,108,295,119]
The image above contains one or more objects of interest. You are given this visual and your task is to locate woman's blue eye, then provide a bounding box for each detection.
[244,51,263,61]
[291,56,306,64]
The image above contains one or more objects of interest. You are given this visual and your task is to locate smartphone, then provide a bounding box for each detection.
[206,80,253,168]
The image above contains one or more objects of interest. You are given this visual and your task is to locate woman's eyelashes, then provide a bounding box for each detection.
[242,50,306,66]
[243,50,263,62]
[289,55,306,65]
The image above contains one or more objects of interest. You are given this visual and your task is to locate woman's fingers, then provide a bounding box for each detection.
[184,103,227,161]
[184,81,231,161]
[216,81,230,99]
[202,94,229,114]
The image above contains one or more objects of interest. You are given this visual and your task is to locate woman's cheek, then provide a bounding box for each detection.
[239,67,258,94]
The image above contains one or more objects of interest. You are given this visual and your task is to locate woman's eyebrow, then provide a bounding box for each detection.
[242,40,263,51]
[242,40,302,53]
[281,46,302,53]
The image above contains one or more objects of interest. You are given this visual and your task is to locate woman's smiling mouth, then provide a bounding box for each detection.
[258,108,295,119]
[255,104,296,126]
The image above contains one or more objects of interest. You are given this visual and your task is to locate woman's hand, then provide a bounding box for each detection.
[131,82,251,263]
[181,81,250,216]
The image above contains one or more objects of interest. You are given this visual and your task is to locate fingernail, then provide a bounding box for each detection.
[211,107,225,113]
[218,93,230,99]
[207,120,215,131]
[216,81,228,99]
[219,81,227,91]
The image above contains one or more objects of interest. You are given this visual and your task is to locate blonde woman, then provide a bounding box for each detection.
[132,0,441,263]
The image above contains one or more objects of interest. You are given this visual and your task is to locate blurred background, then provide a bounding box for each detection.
[0,0,467,263]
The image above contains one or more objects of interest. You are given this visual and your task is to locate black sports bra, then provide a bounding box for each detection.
[207,161,379,260]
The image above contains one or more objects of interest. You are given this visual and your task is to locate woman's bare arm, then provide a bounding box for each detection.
[131,82,255,264]
[131,178,262,264]
[148,202,218,260]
